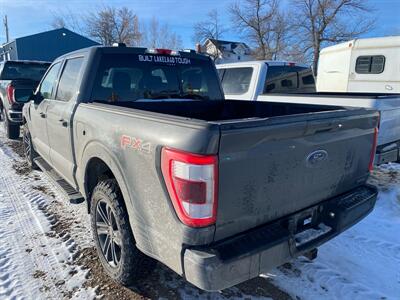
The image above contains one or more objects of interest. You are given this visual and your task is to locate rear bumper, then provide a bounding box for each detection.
[183,185,378,291]
[375,142,399,165]
[7,110,23,123]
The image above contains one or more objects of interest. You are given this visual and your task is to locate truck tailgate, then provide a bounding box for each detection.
[215,109,378,241]
[10,79,39,103]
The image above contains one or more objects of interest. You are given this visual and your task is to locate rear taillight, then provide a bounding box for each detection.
[161,148,218,227]
[368,127,379,171]
[6,84,15,105]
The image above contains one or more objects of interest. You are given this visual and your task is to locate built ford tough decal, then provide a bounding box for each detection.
[138,54,191,64]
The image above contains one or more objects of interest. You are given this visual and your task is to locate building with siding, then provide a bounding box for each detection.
[0,28,99,62]
[201,39,252,64]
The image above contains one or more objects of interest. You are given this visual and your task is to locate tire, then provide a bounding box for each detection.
[23,125,39,170]
[90,179,155,286]
[3,110,20,139]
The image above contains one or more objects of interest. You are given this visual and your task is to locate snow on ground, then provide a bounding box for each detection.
[0,123,399,300]
[0,135,96,299]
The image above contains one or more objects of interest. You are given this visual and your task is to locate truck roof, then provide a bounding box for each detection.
[320,35,400,54]
[216,60,309,68]
[1,60,51,65]
[53,45,210,62]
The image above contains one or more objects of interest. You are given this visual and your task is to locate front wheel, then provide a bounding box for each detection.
[90,179,155,286]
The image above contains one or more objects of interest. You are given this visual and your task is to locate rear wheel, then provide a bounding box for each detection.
[3,110,20,139]
[23,125,39,170]
[90,179,155,285]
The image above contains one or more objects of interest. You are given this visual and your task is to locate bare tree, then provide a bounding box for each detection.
[291,0,375,74]
[193,9,227,61]
[86,6,141,46]
[193,9,227,43]
[141,17,183,49]
[50,8,84,33]
[229,0,289,60]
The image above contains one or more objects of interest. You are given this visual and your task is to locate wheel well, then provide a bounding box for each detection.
[85,157,115,212]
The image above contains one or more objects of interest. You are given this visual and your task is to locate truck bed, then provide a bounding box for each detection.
[93,99,347,122]
[88,99,378,241]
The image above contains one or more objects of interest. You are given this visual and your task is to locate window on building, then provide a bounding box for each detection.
[39,62,62,99]
[355,55,385,74]
[56,57,84,102]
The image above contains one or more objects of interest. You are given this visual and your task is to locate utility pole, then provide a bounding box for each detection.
[3,15,9,43]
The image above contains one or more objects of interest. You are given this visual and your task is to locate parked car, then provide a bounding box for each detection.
[23,45,379,291]
[317,36,400,94]
[0,60,50,138]
[217,61,400,165]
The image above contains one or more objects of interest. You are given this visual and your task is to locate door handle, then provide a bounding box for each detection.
[59,119,68,127]
[40,112,46,118]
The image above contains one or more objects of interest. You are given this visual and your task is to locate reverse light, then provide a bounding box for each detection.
[6,84,15,105]
[368,127,379,171]
[161,148,218,227]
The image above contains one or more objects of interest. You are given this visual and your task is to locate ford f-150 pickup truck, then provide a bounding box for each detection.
[23,45,379,291]
[0,60,50,139]
[217,61,400,164]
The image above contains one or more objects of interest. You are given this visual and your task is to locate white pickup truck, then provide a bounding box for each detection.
[217,61,400,164]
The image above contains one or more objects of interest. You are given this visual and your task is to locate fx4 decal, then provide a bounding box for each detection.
[121,135,151,154]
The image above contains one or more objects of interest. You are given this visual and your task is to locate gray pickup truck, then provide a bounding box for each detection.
[0,60,50,139]
[22,45,379,291]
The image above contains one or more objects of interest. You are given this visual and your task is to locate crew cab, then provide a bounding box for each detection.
[217,61,400,164]
[0,60,50,138]
[23,45,379,291]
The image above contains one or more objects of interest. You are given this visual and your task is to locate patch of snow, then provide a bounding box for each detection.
[0,131,96,299]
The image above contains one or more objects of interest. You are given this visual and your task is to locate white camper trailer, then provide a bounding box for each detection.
[317,36,400,93]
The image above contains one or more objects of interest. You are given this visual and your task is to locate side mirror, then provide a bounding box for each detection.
[29,91,43,105]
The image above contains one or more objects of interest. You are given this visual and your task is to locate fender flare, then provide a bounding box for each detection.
[78,141,142,234]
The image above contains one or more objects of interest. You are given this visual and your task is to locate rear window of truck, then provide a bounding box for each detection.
[1,62,49,81]
[264,65,315,93]
[91,53,223,102]
[219,67,253,95]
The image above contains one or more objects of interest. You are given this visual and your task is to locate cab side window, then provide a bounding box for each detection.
[39,62,62,99]
[56,57,84,102]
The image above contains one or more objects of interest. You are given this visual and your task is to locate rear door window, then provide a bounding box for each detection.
[220,67,253,94]
[39,62,62,99]
[56,57,84,102]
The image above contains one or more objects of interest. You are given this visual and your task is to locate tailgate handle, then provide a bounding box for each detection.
[310,123,336,134]
[315,127,333,134]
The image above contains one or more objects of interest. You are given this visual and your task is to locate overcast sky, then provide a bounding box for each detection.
[0,0,399,48]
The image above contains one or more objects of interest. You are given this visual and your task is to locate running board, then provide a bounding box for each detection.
[34,157,85,204]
